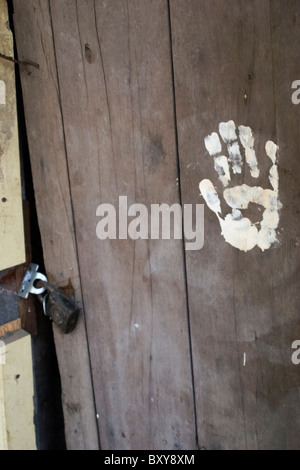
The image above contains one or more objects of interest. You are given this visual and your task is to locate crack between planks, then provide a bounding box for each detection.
[167,0,200,450]
[47,0,101,450]
[75,0,89,103]
[93,0,119,194]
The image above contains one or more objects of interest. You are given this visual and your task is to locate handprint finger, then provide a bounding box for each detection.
[265,140,278,164]
[265,141,279,192]
[199,179,222,215]
[214,156,230,187]
[238,125,260,178]
[204,132,222,155]
[204,132,231,187]
[218,120,243,174]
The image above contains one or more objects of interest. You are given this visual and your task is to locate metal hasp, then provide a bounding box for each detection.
[18,263,47,298]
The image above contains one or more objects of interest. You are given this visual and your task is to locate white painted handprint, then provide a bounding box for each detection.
[199,120,281,252]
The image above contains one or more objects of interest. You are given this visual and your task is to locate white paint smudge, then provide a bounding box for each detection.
[265,141,279,192]
[134,323,139,329]
[219,211,258,252]
[227,141,243,174]
[265,140,278,165]
[204,132,222,155]
[214,155,230,187]
[268,165,279,193]
[199,123,281,252]
[243,353,246,366]
[200,181,281,252]
[218,121,243,174]
[238,125,260,178]
[218,120,237,142]
[199,179,221,214]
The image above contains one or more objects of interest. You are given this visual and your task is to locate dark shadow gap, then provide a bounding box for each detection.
[167,0,200,450]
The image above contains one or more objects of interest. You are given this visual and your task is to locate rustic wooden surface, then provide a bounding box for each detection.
[13,0,196,450]
[13,0,300,450]
[170,0,300,450]
[0,318,21,338]
[0,0,25,271]
[13,0,99,450]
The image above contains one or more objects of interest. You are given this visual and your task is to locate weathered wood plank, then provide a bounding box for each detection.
[13,0,99,449]
[14,0,196,450]
[48,0,196,450]
[171,0,300,449]
[0,318,21,337]
[269,0,300,449]
[0,0,25,271]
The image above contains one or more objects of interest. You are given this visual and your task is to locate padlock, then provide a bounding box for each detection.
[39,281,80,334]
[18,263,80,334]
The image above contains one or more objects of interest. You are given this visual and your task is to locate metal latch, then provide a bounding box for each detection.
[18,263,79,334]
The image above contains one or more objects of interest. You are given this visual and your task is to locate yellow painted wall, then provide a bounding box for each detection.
[0,0,25,270]
[0,331,36,450]
[0,0,35,451]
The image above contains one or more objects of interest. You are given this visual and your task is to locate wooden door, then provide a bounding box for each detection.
[13,0,300,450]
[170,0,300,450]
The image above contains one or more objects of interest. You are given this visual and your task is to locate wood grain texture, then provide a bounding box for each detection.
[14,0,196,450]
[170,0,300,449]
[0,318,21,338]
[13,0,300,451]
[13,0,99,450]
[0,0,25,271]
[49,0,196,450]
